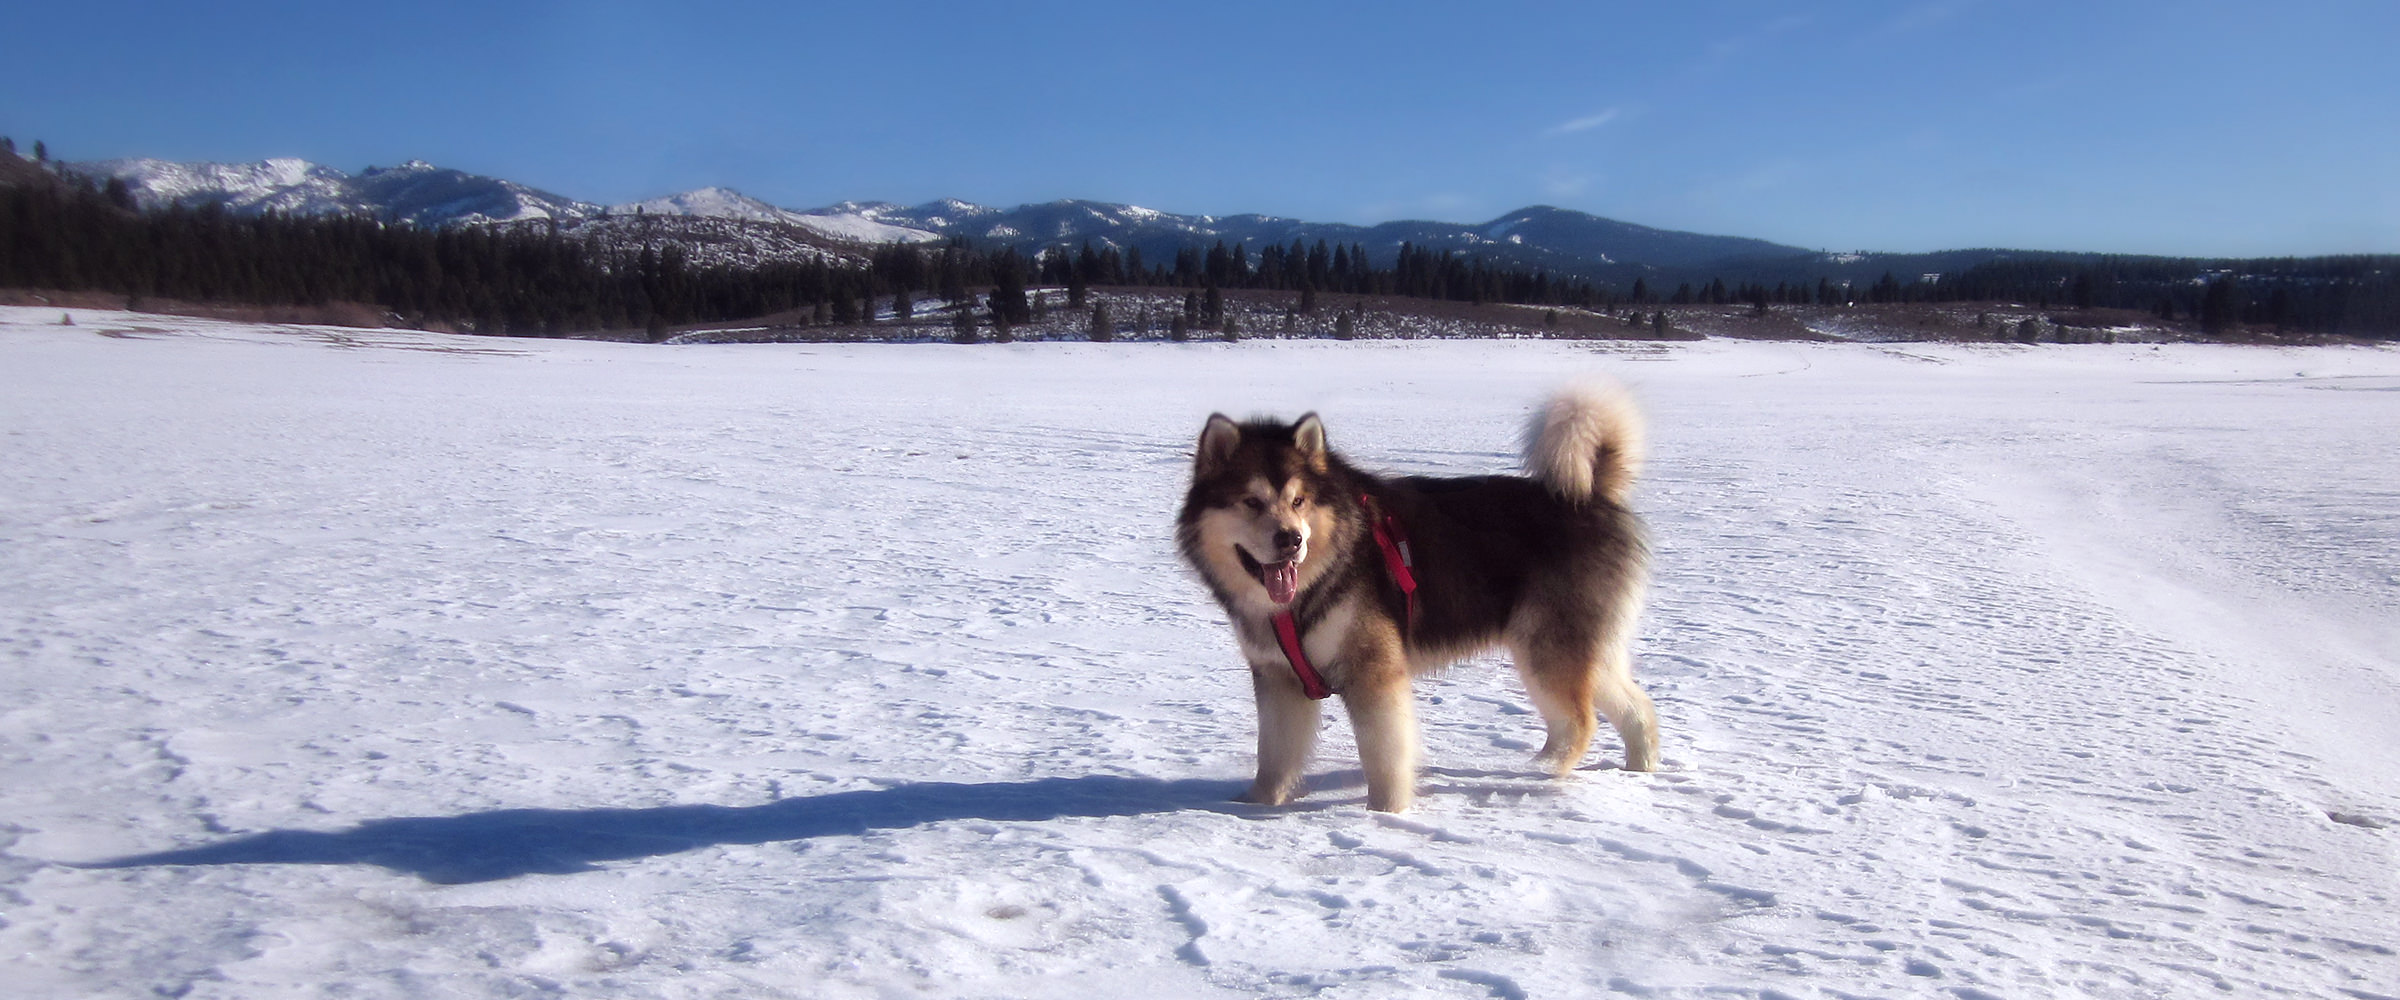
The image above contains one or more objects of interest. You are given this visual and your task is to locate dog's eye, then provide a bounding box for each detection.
[1290,496,1307,509]
[1243,498,1266,514]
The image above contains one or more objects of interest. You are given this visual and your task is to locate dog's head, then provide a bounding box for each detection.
[1180,412,1344,610]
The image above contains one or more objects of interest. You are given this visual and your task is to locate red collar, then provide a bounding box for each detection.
[1270,495,1418,701]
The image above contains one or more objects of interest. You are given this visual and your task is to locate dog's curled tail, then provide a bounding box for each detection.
[1524,380,1646,506]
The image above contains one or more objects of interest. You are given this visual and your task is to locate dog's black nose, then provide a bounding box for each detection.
[1272,529,1303,553]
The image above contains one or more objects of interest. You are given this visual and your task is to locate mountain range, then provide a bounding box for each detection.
[66,156,2096,284]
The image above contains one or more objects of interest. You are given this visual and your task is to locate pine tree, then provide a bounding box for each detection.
[1334,310,1355,340]
[952,304,979,344]
[989,248,1033,324]
[940,248,969,304]
[2201,276,2241,334]
[1089,300,1113,342]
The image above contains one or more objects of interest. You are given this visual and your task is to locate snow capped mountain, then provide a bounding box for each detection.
[347,160,599,227]
[884,198,999,231]
[613,186,804,225]
[67,157,601,227]
[786,208,941,245]
[851,200,1813,275]
[62,155,1825,275]
[76,157,356,216]
[613,189,942,244]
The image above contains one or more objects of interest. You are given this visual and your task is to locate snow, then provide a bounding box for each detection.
[3,308,2397,998]
[789,211,941,245]
[617,190,943,244]
[70,157,606,228]
[74,157,355,214]
[612,187,807,226]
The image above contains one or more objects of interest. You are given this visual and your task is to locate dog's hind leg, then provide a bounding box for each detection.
[1512,641,1600,778]
[1514,631,1659,775]
[1240,667,1324,806]
[1593,642,1660,772]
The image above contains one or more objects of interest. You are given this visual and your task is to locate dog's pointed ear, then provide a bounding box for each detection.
[1292,412,1328,462]
[1196,413,1241,474]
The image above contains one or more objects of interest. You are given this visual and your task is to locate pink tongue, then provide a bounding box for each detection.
[1265,561,1300,604]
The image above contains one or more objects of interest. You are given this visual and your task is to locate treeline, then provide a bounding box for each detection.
[8,143,2396,339]
[1929,255,2400,336]
[1026,236,1604,309]
[1675,256,2400,338]
[1570,257,2400,338]
[0,164,1612,336]
[0,169,906,336]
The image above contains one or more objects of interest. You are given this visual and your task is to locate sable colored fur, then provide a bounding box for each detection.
[1177,383,1659,813]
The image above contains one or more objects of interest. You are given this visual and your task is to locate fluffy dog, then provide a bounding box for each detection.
[1177,384,1657,812]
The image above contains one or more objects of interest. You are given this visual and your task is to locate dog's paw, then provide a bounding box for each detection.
[1237,783,1300,807]
[1534,751,1582,779]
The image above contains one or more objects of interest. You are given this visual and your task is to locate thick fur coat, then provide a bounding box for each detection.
[1177,384,1658,812]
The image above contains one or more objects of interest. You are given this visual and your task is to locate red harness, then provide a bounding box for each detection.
[1270,495,1417,701]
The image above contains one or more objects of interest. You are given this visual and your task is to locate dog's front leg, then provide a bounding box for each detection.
[1343,668,1419,813]
[1241,666,1323,805]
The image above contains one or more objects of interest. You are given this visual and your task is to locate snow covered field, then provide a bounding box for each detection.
[3,307,2396,999]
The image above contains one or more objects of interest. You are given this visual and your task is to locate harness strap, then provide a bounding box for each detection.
[1364,494,1418,624]
[1268,494,1418,702]
[1272,611,1333,700]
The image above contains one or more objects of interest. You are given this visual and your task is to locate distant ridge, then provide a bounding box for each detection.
[61,156,1819,276]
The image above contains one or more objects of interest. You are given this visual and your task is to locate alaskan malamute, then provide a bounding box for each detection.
[1177,384,1658,812]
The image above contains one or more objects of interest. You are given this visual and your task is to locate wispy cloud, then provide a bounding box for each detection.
[1545,108,1621,137]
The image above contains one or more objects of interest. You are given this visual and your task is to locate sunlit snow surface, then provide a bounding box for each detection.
[3,308,2397,998]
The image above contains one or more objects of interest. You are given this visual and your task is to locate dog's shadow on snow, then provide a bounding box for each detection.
[78,774,1261,885]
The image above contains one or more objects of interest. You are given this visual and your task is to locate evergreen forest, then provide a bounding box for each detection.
[5,151,2395,340]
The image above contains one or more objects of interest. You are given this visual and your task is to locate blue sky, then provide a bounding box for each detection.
[8,1,2395,256]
